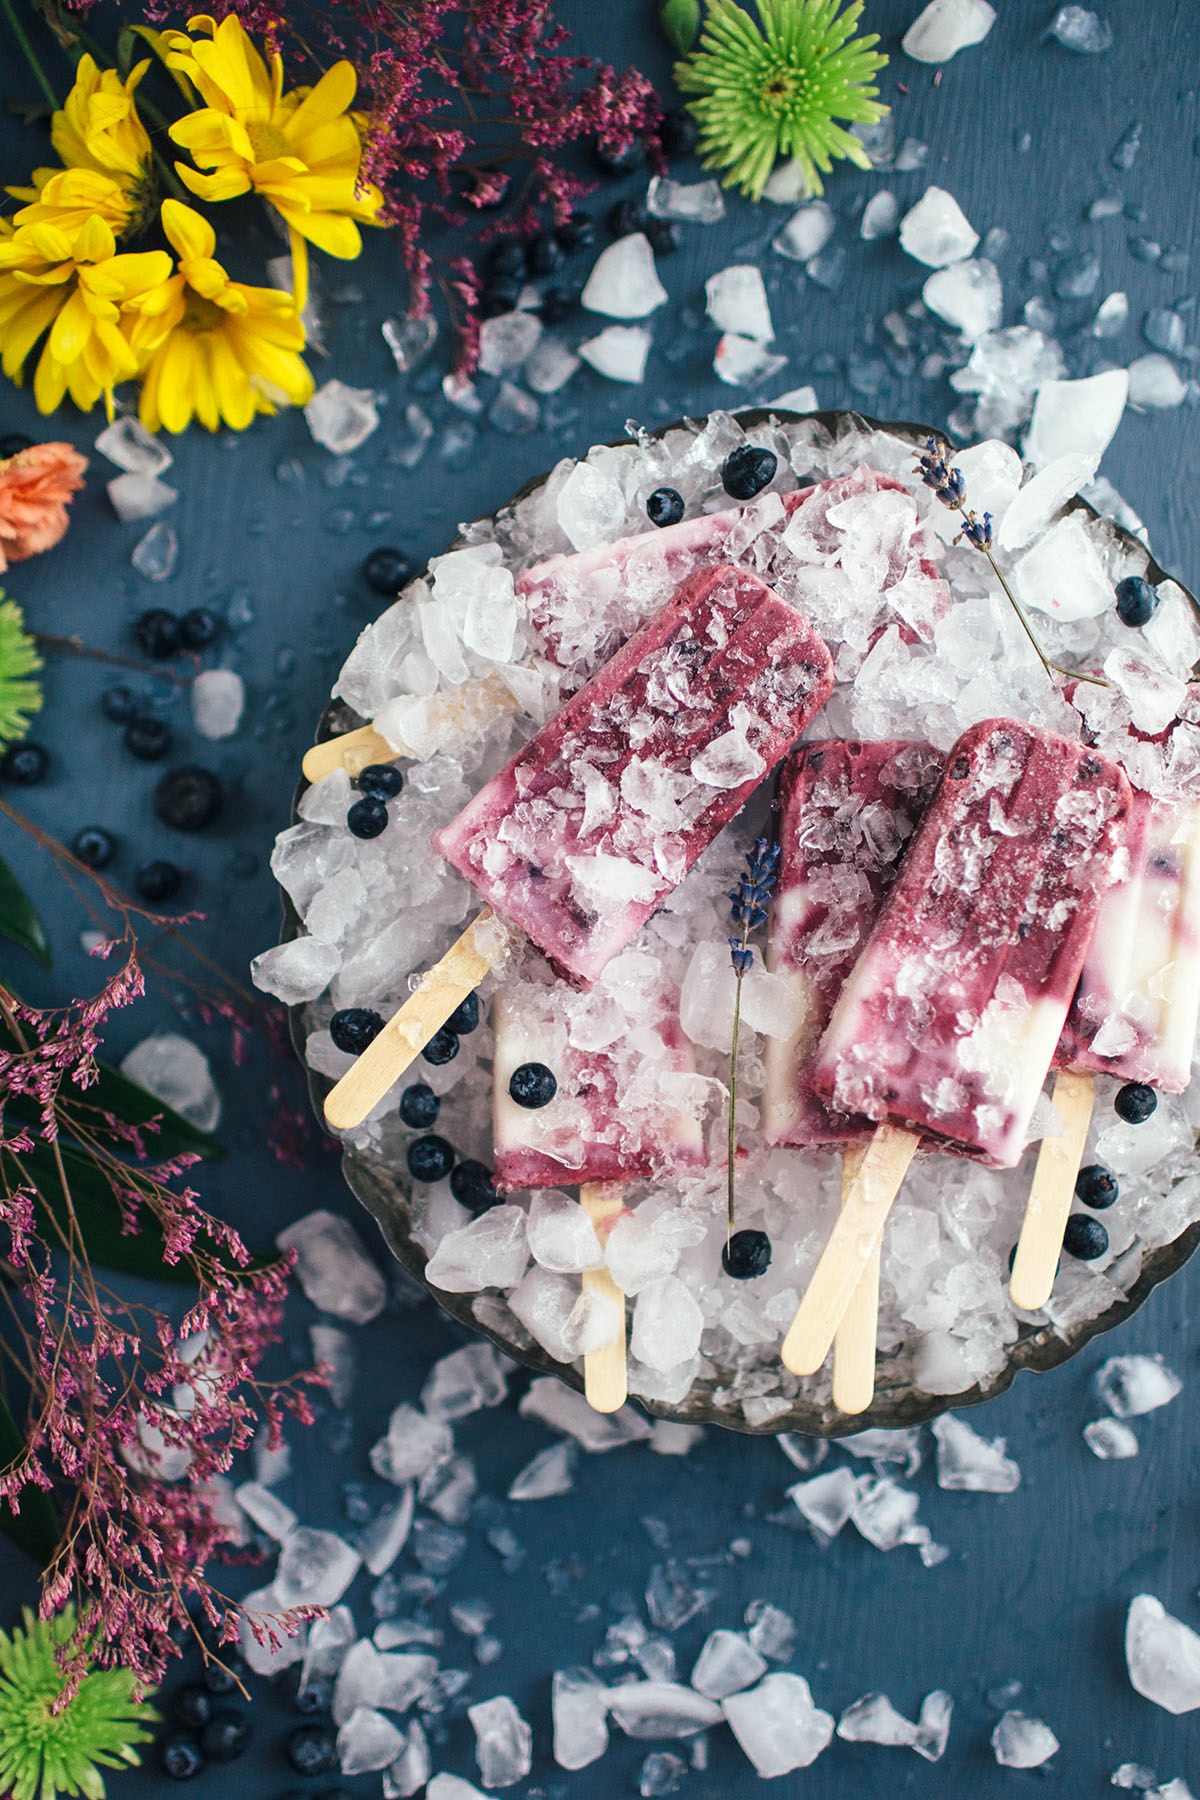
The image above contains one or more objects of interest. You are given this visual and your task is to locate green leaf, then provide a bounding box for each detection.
[0,1390,59,1568]
[660,0,702,53]
[0,853,50,970]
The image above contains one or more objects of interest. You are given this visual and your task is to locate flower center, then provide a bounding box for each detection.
[182,292,225,334]
[246,119,290,162]
[760,57,808,117]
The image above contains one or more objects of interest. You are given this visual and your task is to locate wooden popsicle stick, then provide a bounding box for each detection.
[579,1181,628,1414]
[1009,1067,1097,1312]
[324,908,509,1131]
[782,1122,920,1377]
[831,1143,880,1415]
[302,725,397,784]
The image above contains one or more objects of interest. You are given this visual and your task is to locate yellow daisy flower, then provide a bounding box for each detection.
[0,215,171,416]
[131,199,313,435]
[52,54,154,195]
[163,14,383,304]
[8,168,134,243]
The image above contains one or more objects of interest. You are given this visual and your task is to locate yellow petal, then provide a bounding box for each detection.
[287,61,357,136]
[161,199,216,263]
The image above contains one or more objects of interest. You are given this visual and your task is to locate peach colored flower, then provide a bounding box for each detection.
[0,441,88,571]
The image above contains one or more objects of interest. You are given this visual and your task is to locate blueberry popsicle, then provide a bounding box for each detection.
[782,718,1133,1377]
[324,562,834,1131]
[1010,787,1200,1309]
[763,738,944,1411]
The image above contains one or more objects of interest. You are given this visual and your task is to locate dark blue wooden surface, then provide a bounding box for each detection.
[2,0,1200,1792]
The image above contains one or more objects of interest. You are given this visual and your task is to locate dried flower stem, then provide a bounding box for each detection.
[726,839,779,1239]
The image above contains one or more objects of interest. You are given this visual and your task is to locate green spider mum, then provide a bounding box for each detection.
[675,0,889,201]
[0,595,42,745]
[0,1609,154,1800]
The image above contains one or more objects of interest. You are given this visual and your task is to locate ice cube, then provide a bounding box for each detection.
[691,728,766,787]
[714,335,788,386]
[556,459,629,551]
[120,1032,221,1131]
[1014,511,1113,621]
[426,1779,493,1800]
[358,1490,415,1573]
[384,1720,431,1798]
[769,384,819,413]
[369,1404,453,1484]
[1127,354,1188,410]
[131,521,178,581]
[382,312,437,373]
[234,1480,296,1538]
[931,1414,1020,1491]
[489,382,540,436]
[526,1190,604,1273]
[837,1694,918,1746]
[1145,308,1186,355]
[479,310,543,375]
[251,935,340,1005]
[922,259,1002,340]
[107,472,178,522]
[745,1601,796,1660]
[553,1668,609,1768]
[1024,368,1129,468]
[902,0,996,62]
[723,1674,834,1776]
[96,414,173,476]
[338,1706,408,1775]
[607,1683,722,1738]
[467,1695,532,1787]
[423,1206,529,1293]
[277,1210,388,1323]
[421,1344,509,1420]
[1095,1354,1182,1417]
[301,1606,356,1694]
[239,1582,306,1675]
[525,336,580,394]
[519,1376,652,1449]
[639,1750,687,1795]
[1083,1418,1138,1459]
[1103,648,1188,736]
[860,191,900,240]
[509,1440,575,1500]
[789,1467,859,1542]
[646,175,725,222]
[582,234,668,319]
[579,325,651,382]
[899,188,980,266]
[914,1690,954,1761]
[705,265,774,342]
[997,452,1097,550]
[605,1211,680,1296]
[1111,1764,1158,1790]
[191,668,244,740]
[306,380,380,453]
[772,202,835,262]
[1046,5,1113,50]
[851,1476,924,1550]
[276,1527,362,1607]
[991,1711,1060,1767]
[334,1639,439,1721]
[1093,291,1129,337]
[631,1277,704,1371]
[691,1631,767,1699]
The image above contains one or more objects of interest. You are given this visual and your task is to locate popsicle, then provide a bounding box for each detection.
[323,562,835,1131]
[492,971,705,1412]
[763,738,944,1410]
[781,718,1133,1377]
[1010,786,1200,1308]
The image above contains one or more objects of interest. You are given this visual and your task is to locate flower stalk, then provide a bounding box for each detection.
[726,838,779,1237]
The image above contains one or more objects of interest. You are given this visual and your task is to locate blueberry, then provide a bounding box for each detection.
[450,1158,498,1213]
[606,199,646,238]
[660,106,700,159]
[538,286,578,325]
[644,219,680,257]
[363,546,414,596]
[422,1024,460,1066]
[199,1709,251,1762]
[136,859,182,903]
[355,762,405,799]
[347,795,388,839]
[291,1674,331,1714]
[1075,1163,1118,1209]
[407,1134,456,1183]
[329,1007,384,1054]
[399,1082,440,1128]
[480,277,522,317]
[201,1658,241,1695]
[722,445,778,500]
[158,1731,205,1778]
[171,1684,213,1729]
[485,239,527,280]
[646,487,685,528]
[155,766,223,831]
[0,433,33,458]
[101,684,137,722]
[721,1228,773,1279]
[72,826,117,869]
[445,992,480,1034]
[125,716,172,762]
[508,1061,557,1108]
[556,211,597,254]
[525,232,563,278]
[2,740,48,785]
[287,1724,338,1776]
[1114,575,1159,628]
[592,135,643,176]
[1114,1081,1157,1123]
[1063,1213,1109,1260]
[180,607,220,650]
[135,607,181,659]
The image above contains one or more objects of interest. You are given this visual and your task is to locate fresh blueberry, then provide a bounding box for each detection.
[180,607,220,650]
[347,795,388,839]
[1075,1163,1118,1209]
[101,684,137,722]
[445,992,480,1034]
[155,766,223,831]
[422,1025,460,1066]
[1063,1213,1110,1260]
[171,1684,213,1730]
[480,277,522,317]
[525,232,563,278]
[136,859,183,903]
[660,106,700,159]
[485,239,527,280]
[406,1134,456,1183]
[538,286,578,325]
[158,1731,205,1778]
[399,1082,440,1128]
[291,1675,331,1715]
[606,199,646,238]
[1114,575,1159,628]
[286,1723,338,1776]
[508,1061,557,1108]
[592,135,643,176]
[2,741,48,785]
[363,547,414,597]
[721,1228,773,1279]
[135,607,181,660]
[556,211,597,254]
[644,218,680,257]
[329,1007,384,1055]
[1114,1081,1157,1123]
[200,1658,241,1695]
[646,487,685,528]
[199,1709,251,1762]
[722,445,778,500]
[125,716,172,762]
[72,826,117,869]
[355,762,405,799]
[450,1158,498,1213]
[0,433,33,458]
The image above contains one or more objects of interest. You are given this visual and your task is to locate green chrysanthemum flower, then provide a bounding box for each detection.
[675,0,889,200]
[0,1608,154,1800]
[0,595,43,746]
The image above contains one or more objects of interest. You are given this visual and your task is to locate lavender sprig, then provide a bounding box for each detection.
[726,838,780,1235]
[916,438,1108,690]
